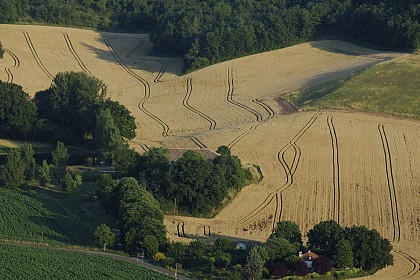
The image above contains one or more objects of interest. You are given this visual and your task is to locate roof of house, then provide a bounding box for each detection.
[302,250,319,261]
[168,148,220,162]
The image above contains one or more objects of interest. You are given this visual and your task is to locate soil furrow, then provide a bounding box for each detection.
[105,39,169,137]
[4,49,20,68]
[183,78,217,130]
[188,136,207,149]
[22,31,53,79]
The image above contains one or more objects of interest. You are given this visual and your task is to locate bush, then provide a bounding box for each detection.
[268,261,289,278]
[313,255,332,275]
[293,260,310,276]
[61,173,82,193]
[153,252,166,262]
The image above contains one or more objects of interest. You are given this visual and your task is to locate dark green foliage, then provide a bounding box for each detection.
[38,160,51,186]
[343,226,393,271]
[313,255,332,275]
[143,235,159,256]
[0,82,37,138]
[214,237,235,253]
[271,221,303,247]
[334,239,354,269]
[213,152,252,190]
[52,142,69,183]
[35,72,106,144]
[0,149,25,188]
[95,174,115,200]
[21,144,36,179]
[116,177,166,248]
[268,261,289,279]
[95,108,122,159]
[264,237,299,264]
[307,220,343,259]
[186,240,206,262]
[214,251,232,269]
[216,145,231,156]
[111,143,139,177]
[138,147,170,197]
[98,99,136,141]
[245,246,264,280]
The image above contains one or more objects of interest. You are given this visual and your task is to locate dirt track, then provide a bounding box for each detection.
[0,24,418,279]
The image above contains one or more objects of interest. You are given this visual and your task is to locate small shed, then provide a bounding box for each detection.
[299,250,319,271]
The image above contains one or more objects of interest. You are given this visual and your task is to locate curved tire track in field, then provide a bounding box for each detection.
[378,124,401,242]
[23,31,54,79]
[395,250,420,279]
[237,112,322,227]
[105,39,169,137]
[228,99,275,149]
[183,78,217,130]
[125,39,167,83]
[327,115,341,224]
[4,49,20,68]
[188,136,207,149]
[227,68,263,122]
[5,68,13,83]
[63,33,94,77]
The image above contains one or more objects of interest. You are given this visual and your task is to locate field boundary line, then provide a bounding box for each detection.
[105,39,169,137]
[327,115,340,224]
[378,124,400,242]
[22,31,53,80]
[183,78,217,130]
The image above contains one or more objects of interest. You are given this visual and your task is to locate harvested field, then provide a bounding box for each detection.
[0,24,418,278]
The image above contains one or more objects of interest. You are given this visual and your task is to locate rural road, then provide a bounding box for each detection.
[0,241,189,280]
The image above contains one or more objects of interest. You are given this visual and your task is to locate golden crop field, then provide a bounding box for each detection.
[1,24,418,279]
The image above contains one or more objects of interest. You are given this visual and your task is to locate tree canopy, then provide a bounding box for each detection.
[0,81,37,138]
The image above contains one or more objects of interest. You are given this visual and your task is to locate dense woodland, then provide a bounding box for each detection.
[0,0,418,70]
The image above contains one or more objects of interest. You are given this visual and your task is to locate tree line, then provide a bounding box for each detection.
[0,1,418,71]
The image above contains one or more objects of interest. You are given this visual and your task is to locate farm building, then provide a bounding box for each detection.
[299,250,319,271]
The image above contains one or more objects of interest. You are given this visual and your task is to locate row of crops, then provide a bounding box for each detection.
[0,244,174,279]
[0,188,92,245]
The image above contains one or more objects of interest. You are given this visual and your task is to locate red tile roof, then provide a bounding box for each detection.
[302,250,319,261]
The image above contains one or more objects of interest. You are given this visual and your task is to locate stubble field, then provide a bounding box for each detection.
[0,24,418,279]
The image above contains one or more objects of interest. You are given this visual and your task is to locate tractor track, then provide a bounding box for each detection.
[237,112,321,227]
[104,39,169,137]
[327,115,341,224]
[188,136,207,149]
[5,68,13,83]
[131,140,150,153]
[63,33,94,77]
[227,99,275,149]
[227,68,263,122]
[395,250,420,279]
[4,49,20,68]
[23,31,53,80]
[125,39,167,83]
[183,78,217,130]
[378,124,401,242]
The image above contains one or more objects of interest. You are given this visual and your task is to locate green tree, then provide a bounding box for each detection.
[334,239,354,269]
[34,72,106,144]
[216,145,231,156]
[307,220,343,258]
[343,226,392,271]
[264,237,299,264]
[95,173,115,200]
[186,240,205,261]
[99,99,136,140]
[0,149,25,188]
[21,143,35,179]
[214,237,234,253]
[111,143,139,177]
[0,81,37,138]
[144,235,159,256]
[38,159,51,186]
[271,221,303,246]
[52,142,69,183]
[245,246,264,280]
[95,108,122,159]
[94,224,116,252]
[61,173,82,193]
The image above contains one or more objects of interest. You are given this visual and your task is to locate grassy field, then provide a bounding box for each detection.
[283,54,420,118]
[0,138,54,155]
[0,244,173,279]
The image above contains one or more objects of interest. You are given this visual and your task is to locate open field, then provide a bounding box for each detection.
[0,24,418,279]
[284,53,420,118]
